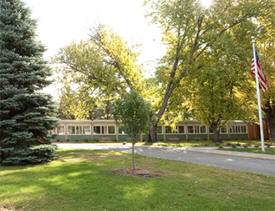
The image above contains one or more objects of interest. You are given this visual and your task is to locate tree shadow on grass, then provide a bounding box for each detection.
[0,150,274,211]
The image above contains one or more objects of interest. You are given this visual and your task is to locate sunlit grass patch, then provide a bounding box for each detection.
[221,147,275,155]
[0,149,274,211]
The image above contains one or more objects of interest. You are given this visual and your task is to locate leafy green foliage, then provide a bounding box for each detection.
[0,144,57,165]
[113,91,151,141]
[0,0,57,165]
[258,24,275,140]
[55,25,147,120]
[113,91,151,169]
[144,0,275,141]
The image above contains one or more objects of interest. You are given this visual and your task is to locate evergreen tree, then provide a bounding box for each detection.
[0,0,58,165]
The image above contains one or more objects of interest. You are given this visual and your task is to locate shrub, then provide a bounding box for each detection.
[0,144,57,166]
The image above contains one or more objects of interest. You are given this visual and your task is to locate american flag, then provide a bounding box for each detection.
[251,52,267,92]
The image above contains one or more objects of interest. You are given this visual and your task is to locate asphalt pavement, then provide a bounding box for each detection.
[56,143,275,177]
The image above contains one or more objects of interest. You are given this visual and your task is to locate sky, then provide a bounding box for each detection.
[23,0,165,70]
[22,0,167,100]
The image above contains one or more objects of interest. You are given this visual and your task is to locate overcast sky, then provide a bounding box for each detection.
[22,0,167,99]
[23,0,165,70]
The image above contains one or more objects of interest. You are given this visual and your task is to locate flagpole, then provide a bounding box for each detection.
[252,37,265,152]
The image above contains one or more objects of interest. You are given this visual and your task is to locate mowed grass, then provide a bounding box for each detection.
[141,140,275,147]
[0,150,275,211]
[221,147,275,155]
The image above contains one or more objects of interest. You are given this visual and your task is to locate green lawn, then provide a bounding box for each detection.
[221,147,275,155]
[1,149,275,211]
[141,140,274,147]
[141,140,217,147]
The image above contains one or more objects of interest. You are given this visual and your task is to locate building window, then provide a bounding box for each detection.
[200,126,206,134]
[108,126,115,134]
[76,126,83,135]
[178,126,184,134]
[194,125,200,134]
[187,126,193,134]
[165,126,172,134]
[83,126,91,135]
[157,126,162,134]
[68,126,75,135]
[94,126,101,134]
[230,125,241,134]
[209,127,214,134]
[241,125,247,133]
[57,126,65,135]
[101,126,105,134]
[220,127,227,134]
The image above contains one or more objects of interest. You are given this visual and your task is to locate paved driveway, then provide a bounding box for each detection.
[56,143,275,177]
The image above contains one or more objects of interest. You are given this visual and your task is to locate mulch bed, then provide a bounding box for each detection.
[111,168,159,177]
[0,206,21,211]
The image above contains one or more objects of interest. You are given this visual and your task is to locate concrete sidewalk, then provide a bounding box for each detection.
[177,146,275,161]
[55,143,275,161]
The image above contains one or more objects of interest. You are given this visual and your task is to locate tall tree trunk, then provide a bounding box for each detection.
[266,107,275,142]
[131,139,135,170]
[213,128,221,143]
[263,101,275,142]
[148,124,157,142]
[147,85,177,142]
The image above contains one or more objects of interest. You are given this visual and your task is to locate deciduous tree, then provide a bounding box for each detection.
[55,25,147,120]
[113,91,151,170]
[145,0,274,141]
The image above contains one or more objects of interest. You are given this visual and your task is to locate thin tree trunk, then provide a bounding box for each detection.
[131,139,135,170]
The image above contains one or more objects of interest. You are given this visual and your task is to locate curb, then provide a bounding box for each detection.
[139,145,275,161]
[185,148,275,161]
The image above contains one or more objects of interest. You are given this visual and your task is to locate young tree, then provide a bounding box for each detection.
[113,91,151,170]
[0,0,57,165]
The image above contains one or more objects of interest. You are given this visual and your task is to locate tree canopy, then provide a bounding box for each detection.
[144,0,275,141]
[113,91,151,169]
[54,0,275,141]
[55,25,149,120]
